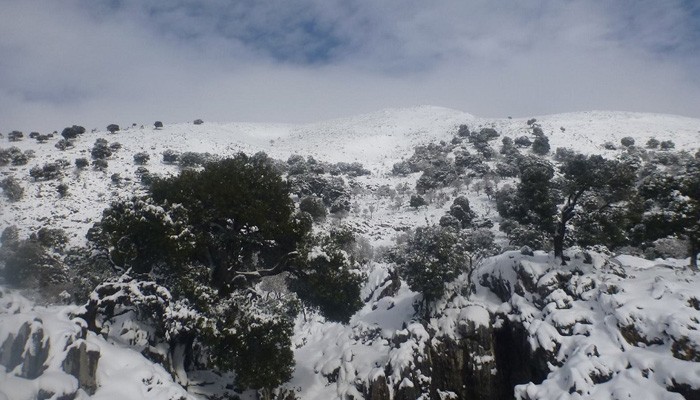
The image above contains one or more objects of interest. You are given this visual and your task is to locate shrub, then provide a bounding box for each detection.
[0,238,66,289]
[416,159,458,193]
[448,196,476,228]
[178,152,213,168]
[109,142,122,151]
[193,119,204,125]
[8,131,23,142]
[29,132,40,139]
[527,118,537,126]
[91,140,112,159]
[646,138,660,149]
[394,226,471,304]
[29,163,62,181]
[154,121,163,129]
[532,136,550,155]
[162,149,179,164]
[133,152,150,165]
[457,124,470,137]
[75,158,89,169]
[92,159,108,170]
[0,177,24,201]
[514,136,532,147]
[660,140,675,150]
[57,183,69,198]
[620,137,635,147]
[532,126,545,137]
[299,196,327,222]
[409,194,427,208]
[54,138,72,150]
[61,125,86,139]
[106,124,120,133]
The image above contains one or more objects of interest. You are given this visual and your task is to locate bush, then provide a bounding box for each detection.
[0,238,66,289]
[109,142,121,151]
[457,124,470,137]
[61,125,85,139]
[514,136,532,147]
[409,194,427,208]
[162,149,179,164]
[603,142,616,150]
[394,226,471,304]
[154,121,163,129]
[178,152,213,168]
[55,139,74,150]
[107,124,120,133]
[620,137,635,147]
[92,159,108,170]
[91,140,112,159]
[646,138,660,149]
[8,131,23,142]
[75,158,89,169]
[193,119,204,125]
[299,196,327,222]
[29,163,62,181]
[0,177,24,201]
[133,152,150,165]
[532,136,550,155]
[660,140,675,150]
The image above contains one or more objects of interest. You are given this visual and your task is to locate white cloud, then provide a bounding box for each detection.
[0,0,699,132]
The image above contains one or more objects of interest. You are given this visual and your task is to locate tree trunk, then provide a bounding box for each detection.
[690,239,699,271]
[553,217,567,265]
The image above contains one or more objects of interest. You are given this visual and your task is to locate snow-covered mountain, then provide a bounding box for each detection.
[1,106,699,399]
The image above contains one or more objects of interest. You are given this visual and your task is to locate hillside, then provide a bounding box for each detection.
[0,106,699,399]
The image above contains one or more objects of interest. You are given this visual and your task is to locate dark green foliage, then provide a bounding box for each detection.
[0,237,66,289]
[75,158,89,169]
[91,139,112,159]
[532,136,550,155]
[57,183,69,197]
[457,124,470,137]
[409,194,427,208]
[299,196,327,222]
[660,140,675,150]
[554,147,577,162]
[96,197,194,273]
[8,131,23,142]
[55,139,74,150]
[92,159,108,170]
[394,226,470,303]
[133,152,150,165]
[416,159,458,193]
[288,174,350,213]
[193,119,204,125]
[61,125,85,139]
[621,137,635,147]
[106,124,120,133]
[179,152,214,168]
[0,177,24,201]
[210,314,294,390]
[646,138,660,149]
[527,118,537,126]
[154,121,163,129]
[30,162,62,180]
[448,196,475,228]
[514,136,532,147]
[290,230,364,323]
[162,149,179,164]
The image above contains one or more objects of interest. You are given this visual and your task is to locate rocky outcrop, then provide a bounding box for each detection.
[62,340,100,395]
[0,319,50,379]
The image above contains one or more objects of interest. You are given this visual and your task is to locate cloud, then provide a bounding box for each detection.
[1,0,699,132]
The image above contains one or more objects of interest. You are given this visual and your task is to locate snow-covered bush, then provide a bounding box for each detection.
[299,196,327,222]
[132,152,150,165]
[60,125,86,139]
[0,177,24,201]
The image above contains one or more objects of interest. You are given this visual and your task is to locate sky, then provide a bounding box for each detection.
[1,0,700,132]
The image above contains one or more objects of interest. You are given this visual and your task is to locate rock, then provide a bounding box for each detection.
[62,340,100,395]
[0,320,50,379]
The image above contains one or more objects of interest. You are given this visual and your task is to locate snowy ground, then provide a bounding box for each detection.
[1,106,699,399]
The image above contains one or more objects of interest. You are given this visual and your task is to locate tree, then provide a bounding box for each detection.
[638,159,700,269]
[61,125,86,139]
[532,135,550,155]
[553,154,636,263]
[394,226,487,312]
[106,124,120,133]
[154,121,163,129]
[88,153,364,390]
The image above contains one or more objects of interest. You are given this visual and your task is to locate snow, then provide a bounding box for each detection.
[1,106,700,398]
